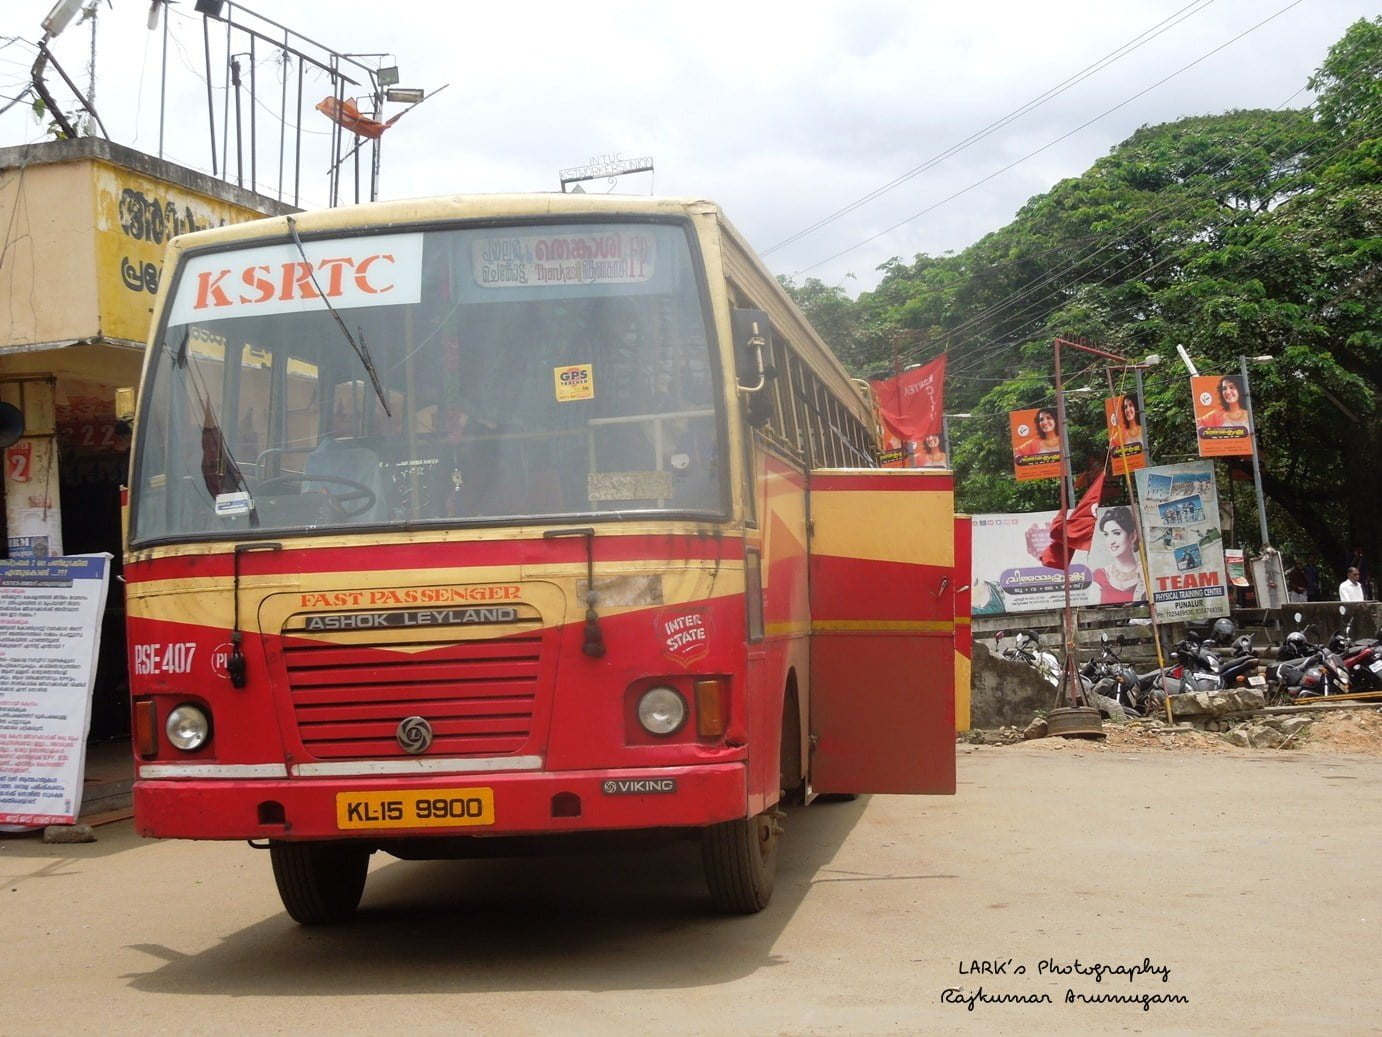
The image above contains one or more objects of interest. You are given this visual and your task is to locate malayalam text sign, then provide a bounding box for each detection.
[0,555,112,827]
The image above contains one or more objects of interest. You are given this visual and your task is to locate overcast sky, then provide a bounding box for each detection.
[1,1,1375,293]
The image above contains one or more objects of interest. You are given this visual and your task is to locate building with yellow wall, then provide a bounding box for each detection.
[0,137,294,738]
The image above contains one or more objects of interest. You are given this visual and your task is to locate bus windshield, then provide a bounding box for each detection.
[130,220,723,544]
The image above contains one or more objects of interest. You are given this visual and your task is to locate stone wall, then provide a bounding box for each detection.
[967,602,1382,728]
[969,641,1063,729]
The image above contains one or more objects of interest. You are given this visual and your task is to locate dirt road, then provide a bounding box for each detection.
[4,742,1380,1034]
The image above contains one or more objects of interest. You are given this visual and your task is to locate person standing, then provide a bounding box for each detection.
[1345,546,1370,599]
[1339,567,1365,602]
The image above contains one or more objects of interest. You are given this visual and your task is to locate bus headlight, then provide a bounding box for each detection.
[165,704,211,751]
[637,686,687,736]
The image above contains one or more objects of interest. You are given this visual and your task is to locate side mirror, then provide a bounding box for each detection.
[1339,604,1347,616]
[1293,611,1303,624]
[731,309,775,394]
[1100,631,1109,644]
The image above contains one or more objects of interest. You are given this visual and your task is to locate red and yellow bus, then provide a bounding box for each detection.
[123,194,956,923]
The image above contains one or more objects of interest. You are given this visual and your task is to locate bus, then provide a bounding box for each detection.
[123,194,957,923]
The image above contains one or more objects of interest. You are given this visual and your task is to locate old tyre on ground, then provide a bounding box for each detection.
[269,840,371,924]
[701,809,780,913]
[1046,705,1106,739]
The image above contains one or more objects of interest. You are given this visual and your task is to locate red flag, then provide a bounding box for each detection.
[1040,469,1107,569]
[870,354,947,442]
[316,97,402,140]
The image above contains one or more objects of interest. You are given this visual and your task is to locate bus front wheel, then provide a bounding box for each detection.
[269,840,370,924]
[701,809,781,913]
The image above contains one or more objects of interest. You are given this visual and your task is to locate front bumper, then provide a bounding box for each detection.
[133,762,748,840]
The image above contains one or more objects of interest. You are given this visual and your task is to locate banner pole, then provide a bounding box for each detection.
[1240,354,1271,552]
[1053,338,1082,707]
[1105,366,1170,722]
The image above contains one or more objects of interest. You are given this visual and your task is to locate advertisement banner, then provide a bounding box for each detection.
[1225,548,1250,587]
[0,554,112,827]
[1134,462,1230,622]
[971,507,1148,614]
[1105,394,1147,475]
[1191,374,1253,457]
[1009,407,1063,482]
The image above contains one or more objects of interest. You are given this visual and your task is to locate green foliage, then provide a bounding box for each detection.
[809,18,1382,577]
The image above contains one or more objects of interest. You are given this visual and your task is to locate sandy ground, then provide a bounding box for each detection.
[999,705,1382,755]
[4,733,1382,1035]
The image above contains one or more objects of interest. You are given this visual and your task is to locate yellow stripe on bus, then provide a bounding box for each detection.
[811,619,955,634]
[809,490,954,567]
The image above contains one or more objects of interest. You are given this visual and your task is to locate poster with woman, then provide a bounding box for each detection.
[970,505,1148,613]
[1105,394,1147,475]
[916,431,949,468]
[1084,505,1147,604]
[1191,374,1253,457]
[1009,407,1063,482]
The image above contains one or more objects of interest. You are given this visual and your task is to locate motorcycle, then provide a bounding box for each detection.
[1170,630,1224,693]
[1081,632,1143,715]
[1218,633,1265,691]
[997,630,1129,717]
[1269,612,1351,701]
[1328,605,1382,694]
[996,630,1061,687]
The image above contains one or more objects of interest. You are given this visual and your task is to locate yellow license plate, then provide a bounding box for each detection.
[336,787,495,830]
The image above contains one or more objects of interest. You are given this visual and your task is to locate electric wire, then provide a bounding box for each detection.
[762,0,1216,257]
[793,0,1305,278]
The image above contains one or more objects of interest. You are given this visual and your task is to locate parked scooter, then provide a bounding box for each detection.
[1218,633,1265,690]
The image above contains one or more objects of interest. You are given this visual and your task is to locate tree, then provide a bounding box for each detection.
[801,20,1381,574]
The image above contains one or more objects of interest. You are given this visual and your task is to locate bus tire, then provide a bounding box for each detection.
[701,809,779,914]
[269,840,370,924]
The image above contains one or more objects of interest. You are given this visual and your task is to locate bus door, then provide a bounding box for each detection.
[954,513,973,733]
[807,468,956,795]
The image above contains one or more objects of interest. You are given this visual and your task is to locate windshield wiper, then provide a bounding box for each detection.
[198,400,259,528]
[285,215,391,417]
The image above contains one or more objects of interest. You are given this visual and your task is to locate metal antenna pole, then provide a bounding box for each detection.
[1240,354,1270,551]
[1053,336,1081,707]
[201,13,218,174]
[159,3,168,158]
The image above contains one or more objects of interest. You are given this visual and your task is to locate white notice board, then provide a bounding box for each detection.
[0,554,113,827]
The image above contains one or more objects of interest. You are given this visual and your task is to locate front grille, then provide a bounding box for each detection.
[281,633,543,759]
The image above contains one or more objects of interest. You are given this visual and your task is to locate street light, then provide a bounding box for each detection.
[941,412,973,464]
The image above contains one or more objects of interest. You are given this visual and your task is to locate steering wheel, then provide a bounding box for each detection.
[259,473,377,518]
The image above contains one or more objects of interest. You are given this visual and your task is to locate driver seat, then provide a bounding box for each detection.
[303,437,390,523]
